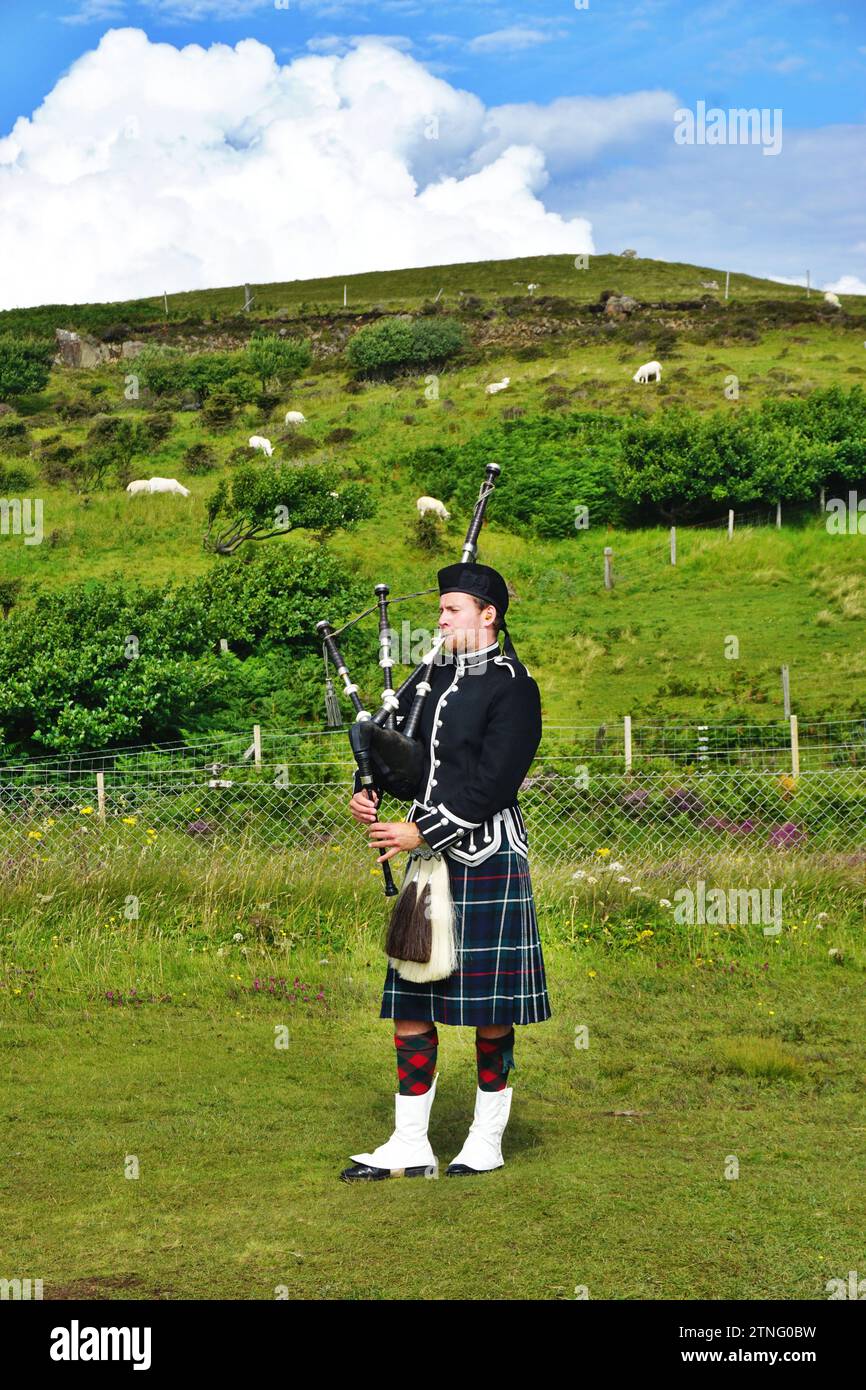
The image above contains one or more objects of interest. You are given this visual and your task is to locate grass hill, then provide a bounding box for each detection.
[1,252,866,738]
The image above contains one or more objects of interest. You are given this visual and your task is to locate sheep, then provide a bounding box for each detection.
[824,291,841,308]
[126,478,190,496]
[527,283,540,295]
[284,410,307,426]
[249,435,274,456]
[148,477,191,496]
[485,376,511,396]
[633,360,662,384]
[417,496,450,521]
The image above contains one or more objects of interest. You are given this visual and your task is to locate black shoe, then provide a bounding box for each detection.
[445,1162,489,1176]
[340,1162,432,1182]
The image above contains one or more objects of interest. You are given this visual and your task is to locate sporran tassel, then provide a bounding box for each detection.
[385,853,458,983]
[384,874,432,964]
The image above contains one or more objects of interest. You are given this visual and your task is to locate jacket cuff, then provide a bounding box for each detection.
[414,802,481,852]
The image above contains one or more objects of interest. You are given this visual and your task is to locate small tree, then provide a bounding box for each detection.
[245,333,311,393]
[204,462,373,554]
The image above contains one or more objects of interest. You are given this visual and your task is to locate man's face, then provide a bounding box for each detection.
[438,591,496,653]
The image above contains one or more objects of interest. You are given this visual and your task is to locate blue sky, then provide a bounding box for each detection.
[0,0,864,307]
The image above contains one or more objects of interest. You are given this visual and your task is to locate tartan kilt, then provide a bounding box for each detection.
[379,840,552,1027]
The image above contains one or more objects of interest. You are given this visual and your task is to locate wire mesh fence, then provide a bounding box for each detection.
[2,721,866,870]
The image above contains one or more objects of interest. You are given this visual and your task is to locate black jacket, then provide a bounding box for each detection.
[351,637,542,865]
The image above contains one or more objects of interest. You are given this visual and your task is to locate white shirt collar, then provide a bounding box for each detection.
[455,639,500,668]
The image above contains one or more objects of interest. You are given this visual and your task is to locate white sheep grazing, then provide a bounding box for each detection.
[485,376,511,396]
[633,360,662,384]
[126,479,151,495]
[417,496,450,521]
[824,291,841,308]
[527,283,540,295]
[148,477,190,496]
[249,435,274,456]
[284,410,306,426]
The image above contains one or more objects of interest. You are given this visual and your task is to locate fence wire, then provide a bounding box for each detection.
[2,722,866,870]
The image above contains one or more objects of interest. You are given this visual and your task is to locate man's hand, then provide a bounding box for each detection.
[367,821,423,863]
[349,789,379,824]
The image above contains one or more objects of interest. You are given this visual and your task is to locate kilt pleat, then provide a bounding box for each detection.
[379,842,552,1027]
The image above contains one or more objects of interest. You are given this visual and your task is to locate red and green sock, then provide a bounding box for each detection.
[395,1024,438,1095]
[476,1026,516,1091]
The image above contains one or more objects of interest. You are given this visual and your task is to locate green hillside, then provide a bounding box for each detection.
[1,252,865,749]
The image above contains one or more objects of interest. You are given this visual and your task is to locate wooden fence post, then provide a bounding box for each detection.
[253,724,262,770]
[790,714,800,777]
[96,771,106,823]
[670,526,676,565]
[624,715,632,773]
[604,546,613,590]
[781,666,791,718]
[728,509,734,539]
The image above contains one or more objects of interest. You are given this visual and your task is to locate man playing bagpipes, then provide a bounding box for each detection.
[340,561,552,1181]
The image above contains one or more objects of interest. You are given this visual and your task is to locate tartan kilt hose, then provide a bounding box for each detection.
[380,841,552,1027]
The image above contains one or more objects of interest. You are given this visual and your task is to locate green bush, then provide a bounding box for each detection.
[245,334,311,393]
[0,547,369,756]
[0,334,54,401]
[184,443,217,475]
[346,316,466,376]
[185,352,250,401]
[0,460,32,490]
[140,411,174,446]
[0,419,31,453]
[136,346,188,399]
[202,389,237,430]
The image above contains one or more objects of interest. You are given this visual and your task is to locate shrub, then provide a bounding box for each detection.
[202,389,237,430]
[0,334,54,401]
[277,432,318,457]
[184,443,217,475]
[0,461,32,490]
[346,316,466,377]
[56,394,100,421]
[245,334,311,393]
[185,352,251,401]
[136,346,188,398]
[140,411,174,446]
[0,419,31,453]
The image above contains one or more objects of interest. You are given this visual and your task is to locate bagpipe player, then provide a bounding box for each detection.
[341,561,552,1182]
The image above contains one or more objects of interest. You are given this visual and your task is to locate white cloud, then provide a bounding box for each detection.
[304,33,414,56]
[61,0,126,24]
[467,27,553,55]
[472,92,678,177]
[0,29,595,309]
[772,56,806,74]
[822,274,866,295]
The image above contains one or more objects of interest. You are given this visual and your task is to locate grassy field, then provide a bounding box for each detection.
[2,849,864,1301]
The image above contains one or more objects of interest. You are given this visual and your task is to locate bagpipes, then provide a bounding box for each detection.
[315,462,501,981]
